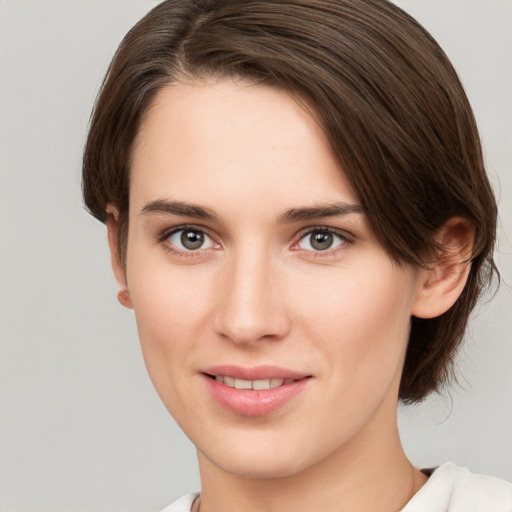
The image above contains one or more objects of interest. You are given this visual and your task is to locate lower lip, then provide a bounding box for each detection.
[203,376,311,417]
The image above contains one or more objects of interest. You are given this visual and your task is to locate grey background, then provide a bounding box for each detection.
[0,0,511,510]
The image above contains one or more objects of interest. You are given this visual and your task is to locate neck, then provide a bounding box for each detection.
[196,406,427,512]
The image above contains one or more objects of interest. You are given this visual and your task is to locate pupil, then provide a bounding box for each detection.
[311,231,333,250]
[181,230,204,250]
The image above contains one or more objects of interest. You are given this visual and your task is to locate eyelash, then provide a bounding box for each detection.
[291,227,353,257]
[157,224,220,258]
[157,225,353,258]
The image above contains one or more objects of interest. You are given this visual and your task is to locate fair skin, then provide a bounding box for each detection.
[106,79,472,512]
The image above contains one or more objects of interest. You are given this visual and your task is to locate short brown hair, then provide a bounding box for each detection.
[82,0,498,402]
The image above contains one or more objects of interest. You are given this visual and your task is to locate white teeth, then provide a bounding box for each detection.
[223,375,236,387]
[214,375,292,390]
[234,378,252,390]
[270,378,285,388]
[252,379,271,390]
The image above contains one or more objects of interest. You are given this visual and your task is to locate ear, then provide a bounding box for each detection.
[105,205,133,309]
[412,217,474,319]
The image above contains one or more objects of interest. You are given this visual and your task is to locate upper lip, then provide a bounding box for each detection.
[202,365,311,381]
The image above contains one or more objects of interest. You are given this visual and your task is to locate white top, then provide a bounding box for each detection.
[160,463,512,512]
[161,493,199,512]
[401,463,512,511]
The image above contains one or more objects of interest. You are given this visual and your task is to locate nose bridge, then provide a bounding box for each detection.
[214,244,288,344]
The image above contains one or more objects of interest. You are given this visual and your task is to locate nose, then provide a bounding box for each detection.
[213,249,290,345]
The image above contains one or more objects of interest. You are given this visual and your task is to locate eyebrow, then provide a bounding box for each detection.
[141,199,218,220]
[277,202,364,224]
[140,199,364,223]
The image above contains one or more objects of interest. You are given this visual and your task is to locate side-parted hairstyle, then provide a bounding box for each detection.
[82,0,498,403]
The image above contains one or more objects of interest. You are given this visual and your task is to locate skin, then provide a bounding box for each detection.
[107,78,473,512]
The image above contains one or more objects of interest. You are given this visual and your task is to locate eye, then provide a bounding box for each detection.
[296,229,347,252]
[166,227,216,251]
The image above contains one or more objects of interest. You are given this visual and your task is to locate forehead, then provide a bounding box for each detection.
[129,79,358,213]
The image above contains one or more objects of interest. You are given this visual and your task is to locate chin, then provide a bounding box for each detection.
[196,428,329,480]
[211,451,307,480]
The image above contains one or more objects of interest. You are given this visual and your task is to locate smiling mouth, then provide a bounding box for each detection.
[203,370,313,415]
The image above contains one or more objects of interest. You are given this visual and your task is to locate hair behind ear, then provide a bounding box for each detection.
[401,216,497,403]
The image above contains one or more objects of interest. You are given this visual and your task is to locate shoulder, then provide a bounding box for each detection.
[403,463,512,512]
[160,492,199,512]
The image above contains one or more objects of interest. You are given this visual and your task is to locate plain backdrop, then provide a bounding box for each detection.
[0,0,511,511]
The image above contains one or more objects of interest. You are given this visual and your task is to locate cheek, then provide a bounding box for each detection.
[132,272,213,339]
[126,255,215,396]
[295,262,414,381]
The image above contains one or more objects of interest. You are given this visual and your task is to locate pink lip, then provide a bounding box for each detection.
[202,365,312,417]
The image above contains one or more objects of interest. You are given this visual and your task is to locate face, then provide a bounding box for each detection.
[120,79,423,479]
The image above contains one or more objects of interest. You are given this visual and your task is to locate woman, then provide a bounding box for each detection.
[82,0,512,510]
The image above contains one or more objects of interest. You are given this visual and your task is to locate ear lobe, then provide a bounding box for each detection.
[412,217,474,319]
[105,206,133,309]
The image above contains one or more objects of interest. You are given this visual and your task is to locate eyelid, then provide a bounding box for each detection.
[155,223,353,256]
[291,226,354,252]
[157,224,221,253]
